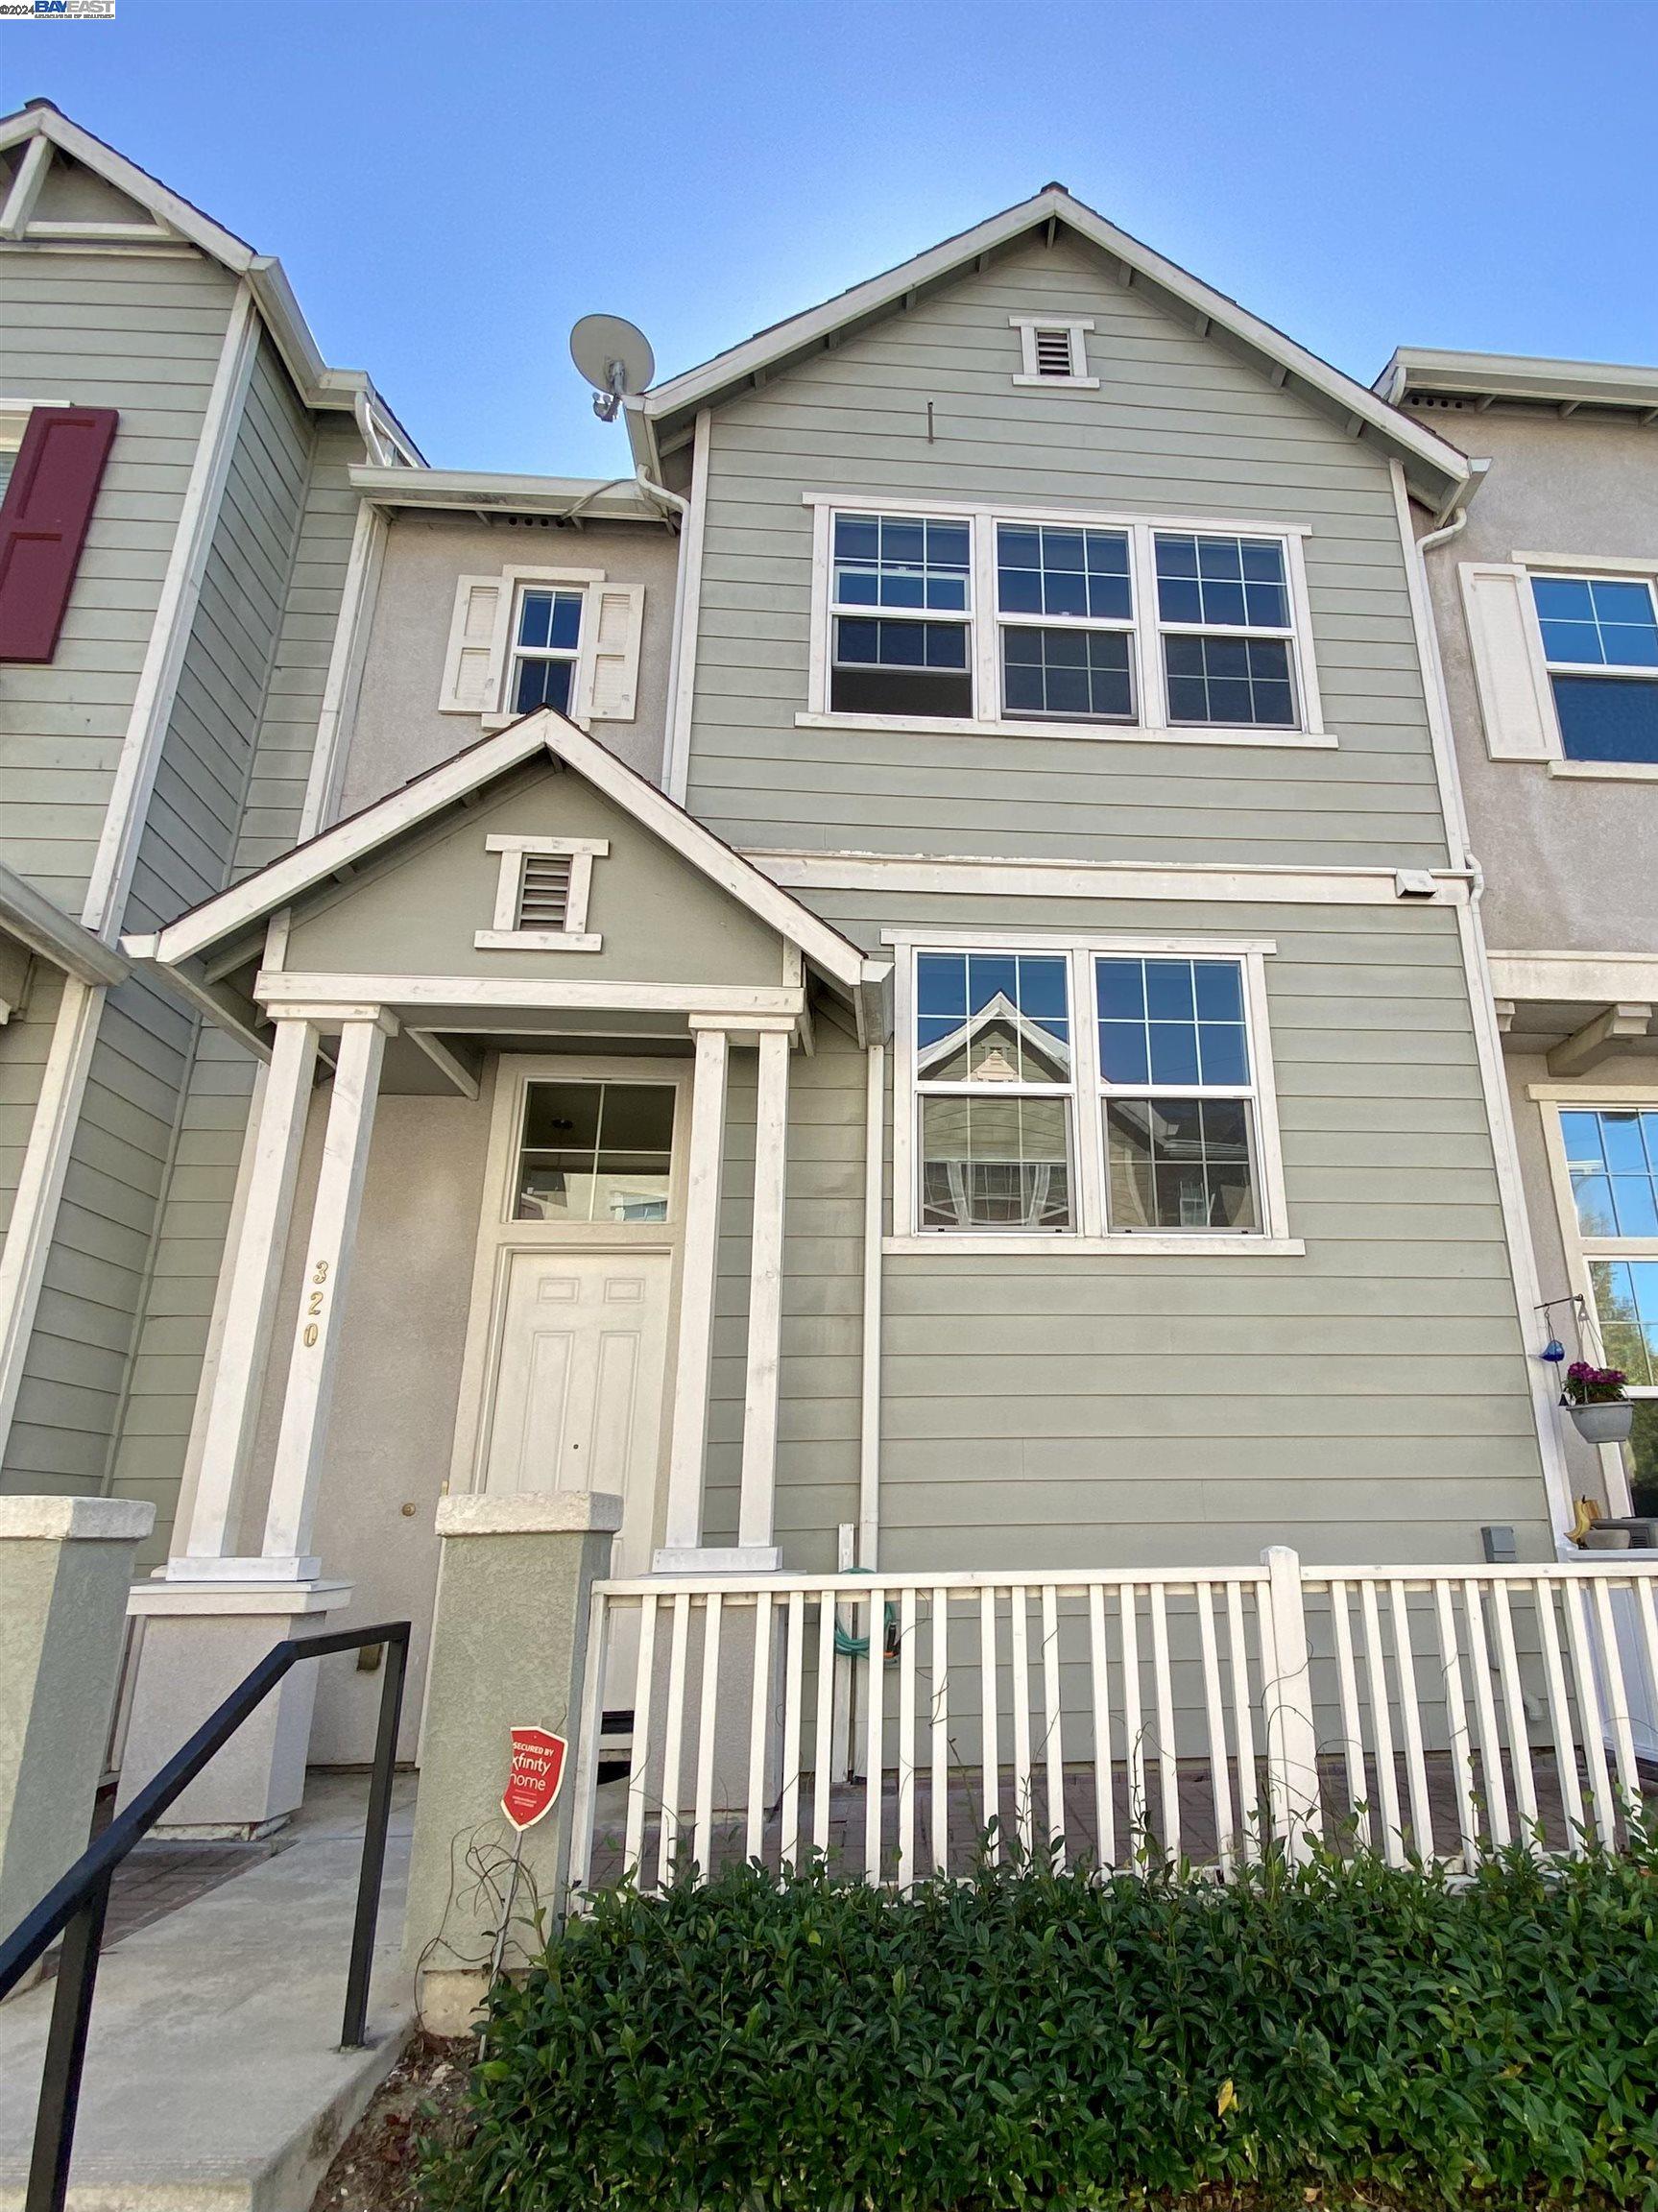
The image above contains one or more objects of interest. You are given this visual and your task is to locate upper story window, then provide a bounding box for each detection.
[1155,534,1297,729]
[830,514,973,717]
[894,935,1297,1252]
[1531,575,1658,763]
[439,565,644,731]
[997,524,1134,722]
[806,498,1325,747]
[509,587,585,716]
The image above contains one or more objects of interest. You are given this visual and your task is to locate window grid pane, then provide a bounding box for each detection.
[996,524,1132,623]
[1002,628,1133,721]
[1105,1096,1259,1233]
[1155,534,1290,631]
[916,951,1071,1086]
[1164,635,1295,727]
[833,513,972,613]
[920,1094,1073,1230]
[517,1081,674,1223]
[1532,575,1658,669]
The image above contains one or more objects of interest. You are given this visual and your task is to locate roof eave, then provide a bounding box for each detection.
[1382,345,1658,417]
[348,465,666,524]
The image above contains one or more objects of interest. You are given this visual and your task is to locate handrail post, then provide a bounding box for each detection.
[26,1871,111,2212]
[339,1625,409,2050]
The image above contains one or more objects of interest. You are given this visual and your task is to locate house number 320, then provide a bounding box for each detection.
[302,1259,329,1347]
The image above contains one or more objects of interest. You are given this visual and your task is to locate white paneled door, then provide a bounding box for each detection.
[483,1248,671,1579]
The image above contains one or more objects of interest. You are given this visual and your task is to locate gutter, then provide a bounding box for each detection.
[0,864,127,987]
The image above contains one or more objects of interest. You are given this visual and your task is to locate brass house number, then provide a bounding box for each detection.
[302,1258,329,1347]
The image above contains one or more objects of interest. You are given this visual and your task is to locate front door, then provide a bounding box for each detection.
[482,1247,671,1578]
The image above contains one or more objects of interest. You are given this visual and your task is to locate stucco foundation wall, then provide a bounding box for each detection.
[340,516,680,813]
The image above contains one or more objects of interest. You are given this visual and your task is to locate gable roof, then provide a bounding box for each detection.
[135,709,875,997]
[0,101,421,459]
[628,185,1473,513]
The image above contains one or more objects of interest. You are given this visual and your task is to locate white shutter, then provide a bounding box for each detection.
[587,584,645,721]
[439,574,508,715]
[1458,562,1557,760]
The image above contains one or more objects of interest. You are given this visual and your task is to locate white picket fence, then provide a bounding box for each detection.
[565,1550,1658,1897]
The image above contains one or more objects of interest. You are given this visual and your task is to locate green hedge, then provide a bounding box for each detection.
[423,1834,1658,2211]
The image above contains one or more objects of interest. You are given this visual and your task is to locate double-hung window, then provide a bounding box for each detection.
[1096,956,1259,1231]
[900,938,1292,1248]
[1155,533,1297,729]
[997,524,1134,722]
[508,587,585,717]
[830,514,973,717]
[915,951,1075,1230]
[1531,575,1658,763]
[809,501,1321,741]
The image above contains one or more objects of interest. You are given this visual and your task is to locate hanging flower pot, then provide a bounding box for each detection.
[1562,1361,1634,1445]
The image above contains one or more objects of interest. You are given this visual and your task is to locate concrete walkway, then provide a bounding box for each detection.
[0,1773,416,2212]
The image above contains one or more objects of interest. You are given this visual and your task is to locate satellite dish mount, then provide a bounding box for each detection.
[569,314,656,423]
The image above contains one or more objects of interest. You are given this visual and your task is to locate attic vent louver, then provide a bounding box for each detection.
[517,850,572,929]
[1033,327,1075,377]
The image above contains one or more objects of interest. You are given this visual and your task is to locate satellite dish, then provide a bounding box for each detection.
[570,314,655,422]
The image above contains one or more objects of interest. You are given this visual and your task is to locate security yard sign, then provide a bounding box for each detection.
[501,1725,568,1831]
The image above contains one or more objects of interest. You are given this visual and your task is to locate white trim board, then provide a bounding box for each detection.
[142,711,875,995]
[635,184,1469,505]
[82,280,260,941]
[754,852,1470,907]
[1493,953,1658,1004]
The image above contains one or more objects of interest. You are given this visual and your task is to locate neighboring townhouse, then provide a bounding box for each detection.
[1383,348,1658,1532]
[0,101,419,1577]
[119,182,1579,1823]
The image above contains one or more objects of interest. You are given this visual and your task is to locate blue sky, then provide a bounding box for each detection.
[6,0,1655,473]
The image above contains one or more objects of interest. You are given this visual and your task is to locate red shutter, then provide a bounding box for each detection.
[0,407,119,663]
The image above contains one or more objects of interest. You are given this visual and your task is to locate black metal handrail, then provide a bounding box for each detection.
[0,1619,410,2212]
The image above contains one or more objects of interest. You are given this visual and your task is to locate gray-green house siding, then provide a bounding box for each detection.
[4,327,330,1507]
[0,250,236,915]
[682,232,1453,872]
[698,892,1550,1573]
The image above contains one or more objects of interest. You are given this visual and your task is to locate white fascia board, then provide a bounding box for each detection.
[1381,346,1658,415]
[0,103,255,271]
[152,721,556,965]
[641,187,1470,499]
[542,717,871,993]
[148,709,872,997]
[0,862,126,985]
[1488,950,1658,1005]
[348,466,662,522]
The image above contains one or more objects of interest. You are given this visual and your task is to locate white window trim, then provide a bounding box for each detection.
[802,493,1328,750]
[1009,316,1099,390]
[1531,1081,1658,1515]
[475,834,608,952]
[886,927,1300,1256]
[483,566,606,733]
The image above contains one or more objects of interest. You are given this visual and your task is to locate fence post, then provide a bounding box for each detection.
[0,1497,153,1979]
[1260,1546,1320,1862]
[401,1491,621,2036]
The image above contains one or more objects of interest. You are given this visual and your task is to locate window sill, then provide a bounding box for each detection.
[1547,757,1658,781]
[882,1234,1306,1258]
[474,929,602,952]
[796,712,1336,750]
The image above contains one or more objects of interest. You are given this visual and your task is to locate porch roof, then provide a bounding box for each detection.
[123,710,881,1054]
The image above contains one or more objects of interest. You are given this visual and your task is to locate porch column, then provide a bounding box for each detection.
[260,1011,396,1573]
[172,1016,318,1568]
[738,1025,791,1551]
[660,1022,729,1555]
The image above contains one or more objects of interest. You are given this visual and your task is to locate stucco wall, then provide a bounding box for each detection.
[1419,403,1658,955]
[340,514,679,812]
